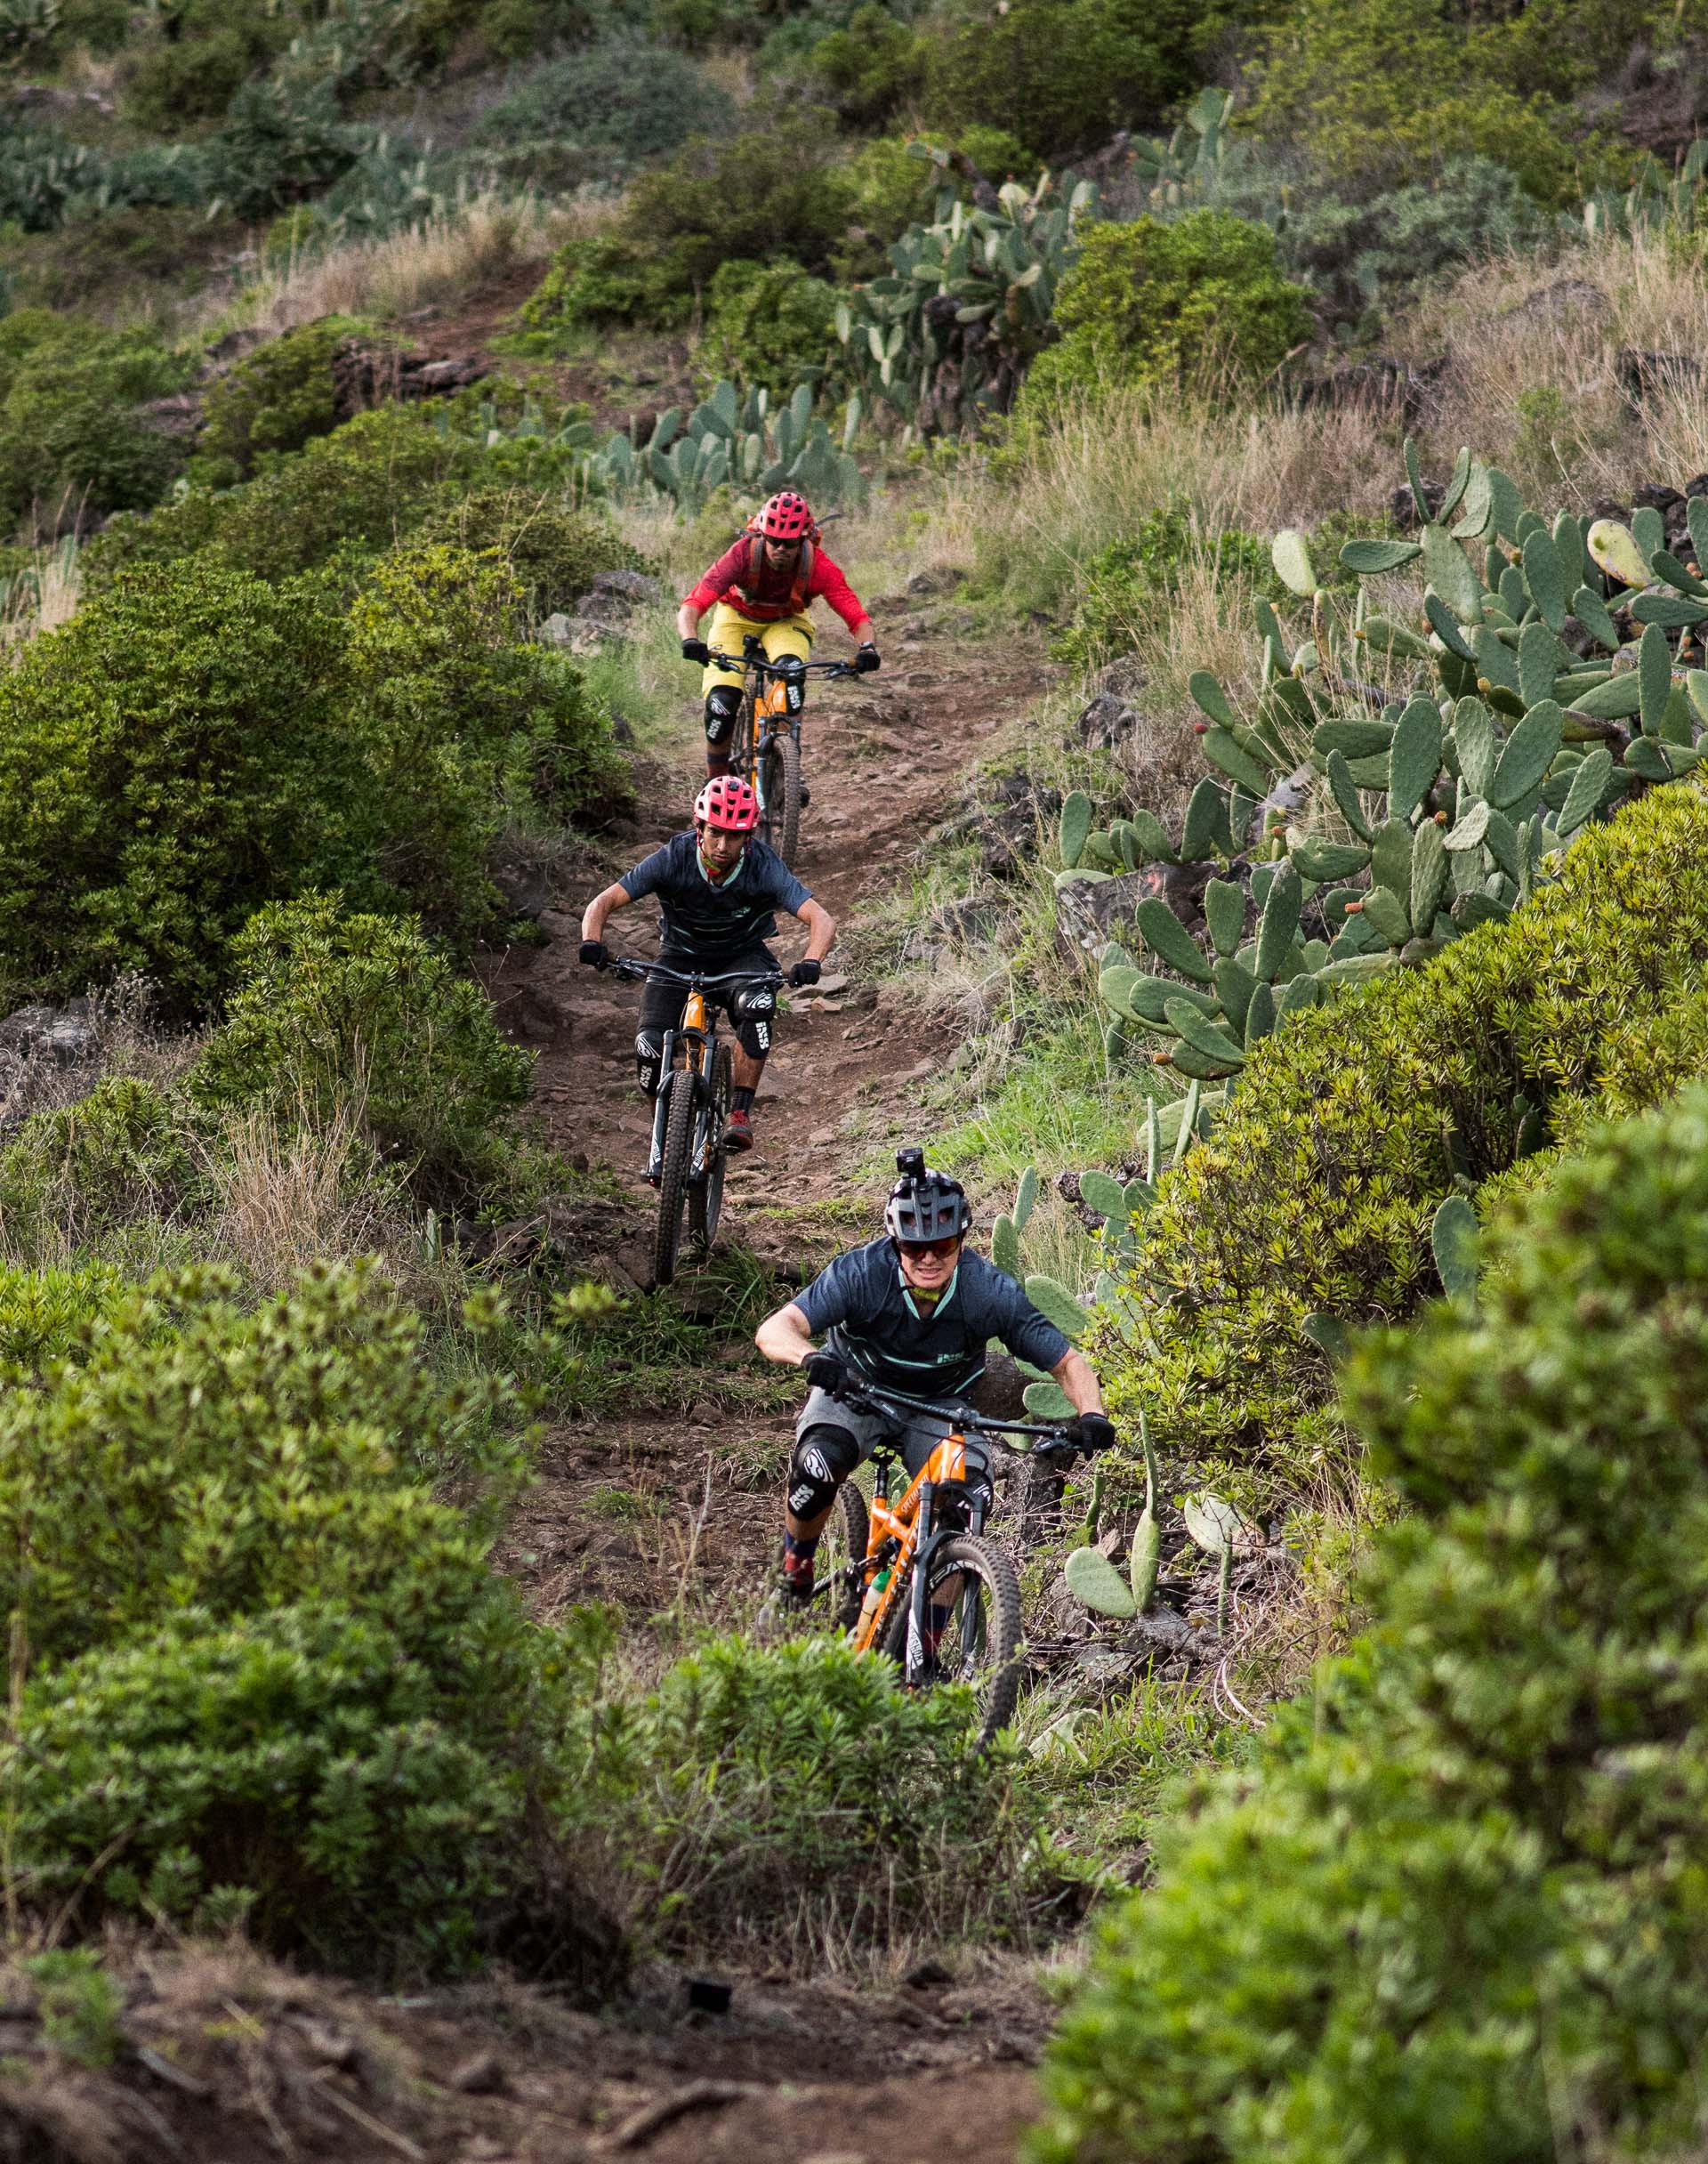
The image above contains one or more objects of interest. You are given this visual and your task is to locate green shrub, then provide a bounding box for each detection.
[920,0,1201,161]
[1051,504,1283,670]
[85,403,475,589]
[1241,0,1631,206]
[470,42,710,187]
[124,20,276,133]
[1022,211,1312,414]
[0,1078,197,1260]
[189,317,362,487]
[521,127,854,335]
[603,1635,1039,1958]
[1105,776,1708,1498]
[341,542,619,929]
[801,2,922,126]
[697,257,838,396]
[189,896,531,1201]
[413,486,644,618]
[0,319,192,540]
[0,1260,125,1377]
[0,557,380,1009]
[1038,1080,1708,2161]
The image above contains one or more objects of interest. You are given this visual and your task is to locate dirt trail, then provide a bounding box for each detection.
[481,605,1070,2164]
[519,615,1049,1216]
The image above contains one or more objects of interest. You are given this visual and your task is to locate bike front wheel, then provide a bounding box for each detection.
[688,1040,732,1255]
[650,1067,696,1287]
[761,731,802,866]
[882,1532,1023,1751]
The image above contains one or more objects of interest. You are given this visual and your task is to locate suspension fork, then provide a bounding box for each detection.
[649,992,712,1163]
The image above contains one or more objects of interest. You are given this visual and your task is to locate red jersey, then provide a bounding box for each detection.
[684,537,867,634]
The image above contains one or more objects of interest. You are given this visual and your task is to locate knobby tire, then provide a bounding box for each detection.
[688,1040,732,1254]
[764,731,802,867]
[651,1067,697,1287]
[819,1481,871,1635]
[883,1532,1023,1752]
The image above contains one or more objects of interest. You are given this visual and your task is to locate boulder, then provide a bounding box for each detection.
[592,567,665,606]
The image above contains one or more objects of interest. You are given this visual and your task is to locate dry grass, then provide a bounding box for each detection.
[0,536,81,652]
[215,187,604,336]
[198,1098,408,1294]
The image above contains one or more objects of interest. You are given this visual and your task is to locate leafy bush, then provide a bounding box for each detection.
[1022,211,1312,414]
[341,542,619,929]
[0,1261,125,1377]
[1241,0,1630,206]
[0,557,378,1008]
[470,41,710,187]
[0,1259,606,1973]
[603,1635,1039,1958]
[0,1078,197,1259]
[414,486,644,618]
[521,126,854,334]
[0,318,192,539]
[799,1,922,126]
[1051,504,1283,671]
[190,897,532,1201]
[85,403,478,589]
[697,257,838,396]
[920,0,1201,162]
[189,317,362,487]
[1038,1080,1708,2161]
[123,9,280,133]
[1106,776,1708,1496]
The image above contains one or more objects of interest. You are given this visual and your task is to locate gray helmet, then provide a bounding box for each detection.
[884,1146,972,1245]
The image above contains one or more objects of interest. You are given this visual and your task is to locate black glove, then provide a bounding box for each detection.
[805,1352,848,1398]
[681,635,710,665]
[1066,1412,1116,1454]
[854,642,881,674]
[578,940,607,969]
[789,958,822,988]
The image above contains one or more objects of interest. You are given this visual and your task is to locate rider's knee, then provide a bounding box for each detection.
[635,1030,663,1098]
[731,982,775,1063]
[788,1424,859,1522]
[776,654,806,715]
[704,687,742,746]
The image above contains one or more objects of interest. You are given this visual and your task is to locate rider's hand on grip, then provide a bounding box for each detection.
[578,940,607,969]
[681,636,711,665]
[1066,1412,1116,1454]
[854,643,881,674]
[805,1351,848,1399]
[789,959,821,987]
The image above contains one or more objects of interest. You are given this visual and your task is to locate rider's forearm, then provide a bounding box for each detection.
[798,899,837,963]
[755,1301,817,1365]
[850,617,874,646]
[1052,1348,1105,1417]
[581,883,630,942]
[677,602,701,641]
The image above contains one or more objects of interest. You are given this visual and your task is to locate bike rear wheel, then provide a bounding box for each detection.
[761,731,802,866]
[883,1532,1023,1751]
[650,1066,696,1287]
[688,1040,732,1254]
[817,1480,871,1634]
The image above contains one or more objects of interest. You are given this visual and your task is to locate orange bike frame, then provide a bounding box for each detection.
[850,1433,968,1655]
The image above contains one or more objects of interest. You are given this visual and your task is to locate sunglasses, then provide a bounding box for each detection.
[899,1235,963,1261]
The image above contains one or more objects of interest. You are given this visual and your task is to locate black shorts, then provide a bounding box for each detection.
[638,944,777,1061]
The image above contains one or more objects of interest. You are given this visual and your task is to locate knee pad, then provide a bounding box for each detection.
[635,1030,663,1097]
[788,1424,860,1521]
[776,655,806,715]
[705,687,742,746]
[732,981,775,1061]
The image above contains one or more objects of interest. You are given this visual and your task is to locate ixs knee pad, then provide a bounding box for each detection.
[775,654,806,715]
[788,1424,861,1522]
[635,1030,664,1097]
[704,686,743,747]
[730,981,776,1061]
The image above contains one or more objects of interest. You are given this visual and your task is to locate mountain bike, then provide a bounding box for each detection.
[805,1381,1095,1751]
[706,639,858,868]
[607,957,782,1287]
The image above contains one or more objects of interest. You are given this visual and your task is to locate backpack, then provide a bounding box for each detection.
[732,519,818,617]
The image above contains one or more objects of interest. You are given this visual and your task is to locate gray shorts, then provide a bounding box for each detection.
[795,1385,979,1482]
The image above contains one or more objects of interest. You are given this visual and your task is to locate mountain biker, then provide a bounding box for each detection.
[577,774,835,1159]
[754,1148,1116,1610]
[677,489,880,780]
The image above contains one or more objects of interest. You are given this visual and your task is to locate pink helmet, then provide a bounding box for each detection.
[756,489,814,542]
[695,774,761,832]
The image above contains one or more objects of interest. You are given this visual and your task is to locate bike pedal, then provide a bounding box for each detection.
[798,784,810,806]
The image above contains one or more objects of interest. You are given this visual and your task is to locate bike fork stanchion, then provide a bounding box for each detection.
[905,1483,937,1684]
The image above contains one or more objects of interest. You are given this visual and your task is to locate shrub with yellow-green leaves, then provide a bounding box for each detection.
[1104,774,1708,1493]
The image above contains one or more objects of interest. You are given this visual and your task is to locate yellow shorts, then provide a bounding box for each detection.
[699,602,814,701]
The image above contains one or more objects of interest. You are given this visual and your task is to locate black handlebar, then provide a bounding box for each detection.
[608,957,786,989]
[833,1378,1088,1452]
[705,648,858,682]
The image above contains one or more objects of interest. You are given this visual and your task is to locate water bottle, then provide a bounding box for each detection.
[858,1566,890,1628]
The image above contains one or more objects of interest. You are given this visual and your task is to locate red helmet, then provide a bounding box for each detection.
[695,774,761,832]
[756,489,815,542]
